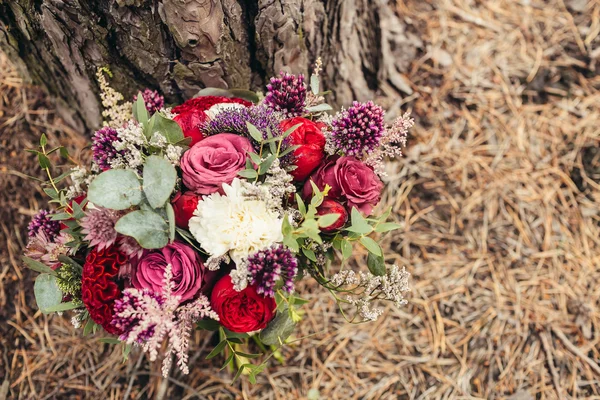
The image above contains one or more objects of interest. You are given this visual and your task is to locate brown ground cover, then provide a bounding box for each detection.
[1,0,600,398]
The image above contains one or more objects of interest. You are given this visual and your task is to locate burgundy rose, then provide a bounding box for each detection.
[303,156,383,216]
[210,275,276,333]
[180,133,253,195]
[131,242,205,303]
[317,199,348,232]
[173,96,252,146]
[171,191,200,229]
[280,117,326,181]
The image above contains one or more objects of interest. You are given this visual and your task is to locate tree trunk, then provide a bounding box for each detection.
[0,0,420,132]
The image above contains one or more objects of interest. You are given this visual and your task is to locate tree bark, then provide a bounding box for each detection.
[0,0,420,132]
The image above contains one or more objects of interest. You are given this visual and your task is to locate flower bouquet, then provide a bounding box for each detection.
[23,63,413,380]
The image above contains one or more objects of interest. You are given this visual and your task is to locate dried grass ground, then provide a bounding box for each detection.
[2,0,600,398]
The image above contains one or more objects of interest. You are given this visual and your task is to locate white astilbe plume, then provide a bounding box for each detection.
[112,264,219,376]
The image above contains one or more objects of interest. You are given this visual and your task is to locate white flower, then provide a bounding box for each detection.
[188,178,283,265]
[205,102,246,120]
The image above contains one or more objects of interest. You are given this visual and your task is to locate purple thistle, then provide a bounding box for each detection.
[264,72,307,116]
[331,101,385,156]
[247,245,298,297]
[133,89,164,114]
[27,210,60,240]
[203,105,282,141]
[92,126,122,170]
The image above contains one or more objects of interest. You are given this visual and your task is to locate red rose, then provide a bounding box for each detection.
[173,96,253,146]
[303,156,383,216]
[171,191,200,229]
[317,199,348,232]
[281,117,326,181]
[81,246,127,335]
[210,275,276,333]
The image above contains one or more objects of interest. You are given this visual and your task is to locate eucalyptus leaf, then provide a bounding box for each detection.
[88,169,142,210]
[360,236,382,257]
[195,87,234,98]
[115,210,169,249]
[229,89,259,104]
[305,103,333,113]
[22,256,56,275]
[310,74,319,95]
[259,308,296,346]
[133,92,149,125]
[367,253,386,276]
[34,274,63,313]
[142,156,177,209]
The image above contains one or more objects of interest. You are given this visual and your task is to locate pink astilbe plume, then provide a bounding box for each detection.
[112,264,219,376]
[364,112,414,175]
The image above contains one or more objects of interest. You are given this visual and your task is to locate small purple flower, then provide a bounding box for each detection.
[331,101,385,156]
[112,289,164,342]
[133,89,165,115]
[247,245,298,297]
[27,210,60,240]
[92,126,122,170]
[203,105,282,141]
[264,72,307,116]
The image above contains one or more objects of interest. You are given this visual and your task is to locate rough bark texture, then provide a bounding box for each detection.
[0,0,420,132]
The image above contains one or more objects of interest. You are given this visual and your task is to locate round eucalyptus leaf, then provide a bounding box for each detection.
[115,210,169,249]
[143,156,177,209]
[34,273,63,313]
[87,169,142,210]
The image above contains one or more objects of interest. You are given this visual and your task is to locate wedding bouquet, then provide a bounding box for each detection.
[23,63,413,380]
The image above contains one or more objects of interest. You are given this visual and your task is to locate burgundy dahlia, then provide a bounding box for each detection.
[331,101,385,156]
[247,245,298,297]
[27,210,60,240]
[264,72,307,116]
[92,126,122,170]
[133,89,164,114]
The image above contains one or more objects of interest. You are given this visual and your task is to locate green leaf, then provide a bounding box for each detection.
[195,87,233,98]
[258,154,276,175]
[367,253,386,276]
[360,236,382,257]
[43,301,82,312]
[259,308,296,346]
[246,122,264,143]
[133,92,149,125]
[197,319,220,331]
[83,318,96,336]
[57,255,83,271]
[40,133,48,148]
[232,365,245,383]
[221,352,235,370]
[341,239,353,260]
[248,152,262,165]
[305,103,333,113]
[238,169,258,179]
[99,338,122,344]
[346,207,373,234]
[229,89,259,104]
[38,153,51,169]
[49,212,72,221]
[318,213,340,228]
[22,256,56,275]
[281,123,303,139]
[278,144,300,158]
[375,222,402,233]
[301,248,317,262]
[142,156,177,209]
[146,112,185,143]
[115,210,169,249]
[310,74,319,95]
[122,343,132,362]
[165,202,176,242]
[34,274,63,313]
[88,169,142,210]
[59,146,69,159]
[295,194,306,216]
[206,340,227,359]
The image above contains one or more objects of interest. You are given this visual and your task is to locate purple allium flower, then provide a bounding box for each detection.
[331,101,385,156]
[133,89,165,115]
[247,245,298,297]
[92,126,122,170]
[203,105,282,142]
[264,72,307,116]
[80,207,121,250]
[27,209,60,240]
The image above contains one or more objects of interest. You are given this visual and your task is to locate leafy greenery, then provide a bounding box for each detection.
[34,273,63,313]
[87,169,143,210]
[115,210,169,249]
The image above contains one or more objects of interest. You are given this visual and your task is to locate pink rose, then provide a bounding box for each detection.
[303,156,383,216]
[180,133,253,195]
[131,242,205,302]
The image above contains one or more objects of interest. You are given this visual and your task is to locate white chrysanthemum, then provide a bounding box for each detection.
[188,178,283,265]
